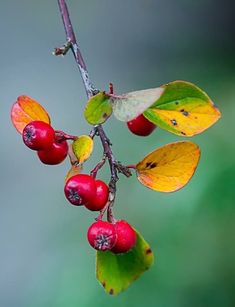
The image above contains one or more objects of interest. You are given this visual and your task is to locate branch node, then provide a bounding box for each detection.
[115,162,132,177]
[53,41,72,56]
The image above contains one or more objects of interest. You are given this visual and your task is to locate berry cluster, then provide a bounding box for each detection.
[22,120,68,165]
[18,114,138,255]
[88,220,136,253]
[64,174,109,210]
[64,174,136,254]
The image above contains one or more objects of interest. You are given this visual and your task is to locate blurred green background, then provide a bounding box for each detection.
[1,0,235,306]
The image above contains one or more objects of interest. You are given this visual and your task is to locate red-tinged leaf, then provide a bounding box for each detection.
[11,95,51,133]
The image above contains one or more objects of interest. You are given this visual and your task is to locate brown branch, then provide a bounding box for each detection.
[57,0,132,222]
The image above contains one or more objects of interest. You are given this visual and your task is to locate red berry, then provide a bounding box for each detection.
[87,221,117,251]
[22,120,55,150]
[127,114,156,136]
[111,220,136,254]
[85,180,109,211]
[64,174,96,206]
[37,140,68,165]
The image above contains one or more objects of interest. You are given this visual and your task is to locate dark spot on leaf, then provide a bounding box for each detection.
[171,119,177,126]
[145,248,152,255]
[182,111,189,116]
[103,113,108,119]
[194,116,198,119]
[181,131,186,135]
[175,101,179,105]
[109,289,114,295]
[150,163,157,169]
[146,162,157,169]
[102,281,106,288]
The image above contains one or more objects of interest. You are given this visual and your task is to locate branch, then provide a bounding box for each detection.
[57,0,96,98]
[57,0,131,221]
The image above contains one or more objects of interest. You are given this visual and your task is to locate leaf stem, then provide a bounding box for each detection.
[126,164,137,170]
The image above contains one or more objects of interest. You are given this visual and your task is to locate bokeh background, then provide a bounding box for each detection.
[1,0,235,306]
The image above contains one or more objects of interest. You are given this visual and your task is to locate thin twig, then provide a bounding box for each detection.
[57,0,96,97]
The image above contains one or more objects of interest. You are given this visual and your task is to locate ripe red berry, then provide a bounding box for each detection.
[37,140,68,165]
[87,220,117,251]
[111,220,136,254]
[22,120,55,150]
[85,180,109,211]
[127,114,156,136]
[64,174,96,206]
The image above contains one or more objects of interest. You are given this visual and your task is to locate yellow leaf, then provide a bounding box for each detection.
[11,95,51,134]
[65,164,83,183]
[136,141,200,192]
[72,135,94,164]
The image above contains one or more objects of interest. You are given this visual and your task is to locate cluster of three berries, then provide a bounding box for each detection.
[22,121,68,165]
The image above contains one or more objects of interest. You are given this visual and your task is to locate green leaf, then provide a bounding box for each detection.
[143,80,221,137]
[110,87,164,121]
[84,92,112,125]
[96,230,154,295]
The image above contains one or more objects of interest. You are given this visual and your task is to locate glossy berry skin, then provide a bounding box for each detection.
[85,180,109,211]
[87,221,117,251]
[111,220,136,254]
[64,174,96,206]
[37,140,68,165]
[22,120,55,150]
[127,114,156,136]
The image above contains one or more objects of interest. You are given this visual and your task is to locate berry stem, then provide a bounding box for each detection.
[90,156,107,179]
[109,83,114,95]
[57,0,130,222]
[55,130,77,141]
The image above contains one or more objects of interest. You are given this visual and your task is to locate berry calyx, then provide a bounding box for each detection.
[22,120,55,150]
[87,220,117,251]
[127,114,156,136]
[85,179,109,211]
[37,140,68,165]
[64,174,96,206]
[111,220,136,254]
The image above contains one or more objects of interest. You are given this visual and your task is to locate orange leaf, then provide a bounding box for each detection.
[136,141,200,192]
[11,95,51,133]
